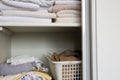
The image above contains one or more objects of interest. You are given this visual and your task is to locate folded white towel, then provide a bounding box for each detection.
[55,1,81,5]
[2,0,40,11]
[0,16,52,23]
[0,1,19,10]
[0,10,56,18]
[15,0,54,7]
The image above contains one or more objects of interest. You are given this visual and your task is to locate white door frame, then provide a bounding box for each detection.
[90,0,98,80]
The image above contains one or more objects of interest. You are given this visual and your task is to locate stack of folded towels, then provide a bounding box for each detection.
[0,55,52,80]
[50,0,81,23]
[0,0,56,23]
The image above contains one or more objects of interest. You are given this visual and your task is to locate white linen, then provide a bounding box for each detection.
[55,1,81,5]
[2,0,40,11]
[0,1,19,10]
[7,55,43,65]
[15,0,54,7]
[0,10,56,18]
[0,16,52,23]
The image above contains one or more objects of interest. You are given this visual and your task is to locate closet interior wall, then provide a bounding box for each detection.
[0,28,81,66]
[0,31,11,63]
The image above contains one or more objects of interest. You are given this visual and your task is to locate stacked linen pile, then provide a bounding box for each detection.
[0,0,56,23]
[0,56,52,80]
[51,0,81,23]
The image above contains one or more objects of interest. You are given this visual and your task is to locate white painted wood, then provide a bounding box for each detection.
[82,0,91,80]
[90,0,98,80]
[0,30,11,63]
[0,22,81,27]
[11,32,81,66]
[96,0,120,80]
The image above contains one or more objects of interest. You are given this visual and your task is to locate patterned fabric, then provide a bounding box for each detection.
[20,73,44,80]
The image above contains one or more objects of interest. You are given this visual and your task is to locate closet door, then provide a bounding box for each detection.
[92,0,120,80]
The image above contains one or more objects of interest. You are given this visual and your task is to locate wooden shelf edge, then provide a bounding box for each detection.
[0,22,81,27]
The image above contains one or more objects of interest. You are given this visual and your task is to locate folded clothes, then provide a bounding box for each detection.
[0,16,52,23]
[57,10,81,15]
[0,74,19,80]
[0,1,19,10]
[0,62,36,76]
[55,1,81,5]
[15,0,54,7]
[14,71,52,80]
[51,50,81,61]
[51,4,81,13]
[1,0,40,11]
[57,14,80,18]
[55,17,81,23]
[0,10,56,18]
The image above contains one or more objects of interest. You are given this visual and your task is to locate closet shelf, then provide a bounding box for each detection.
[0,22,81,27]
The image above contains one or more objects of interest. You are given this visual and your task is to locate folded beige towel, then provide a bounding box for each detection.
[0,10,56,18]
[55,1,81,5]
[55,17,81,23]
[57,10,81,15]
[56,10,81,17]
[57,14,80,18]
[51,4,81,13]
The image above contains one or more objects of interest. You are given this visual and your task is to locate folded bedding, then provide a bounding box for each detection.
[57,14,80,17]
[51,4,81,13]
[0,62,36,76]
[0,74,18,80]
[0,16,52,23]
[0,10,56,18]
[55,1,81,5]
[57,10,81,15]
[14,71,52,80]
[0,71,52,80]
[55,17,80,23]
[14,0,54,7]
[1,0,40,11]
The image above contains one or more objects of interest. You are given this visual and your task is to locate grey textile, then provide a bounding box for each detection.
[0,62,36,76]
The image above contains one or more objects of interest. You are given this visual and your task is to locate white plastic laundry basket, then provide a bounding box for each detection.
[48,58,82,80]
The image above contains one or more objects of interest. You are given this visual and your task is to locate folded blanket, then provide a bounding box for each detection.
[0,1,19,10]
[2,0,40,11]
[0,16,52,23]
[0,62,36,76]
[55,1,81,5]
[14,71,52,80]
[0,74,19,80]
[15,0,54,7]
[57,10,81,15]
[0,10,56,18]
[51,4,81,13]
[55,17,81,23]
[57,14,80,18]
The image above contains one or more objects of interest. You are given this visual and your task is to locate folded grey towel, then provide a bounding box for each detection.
[0,62,36,76]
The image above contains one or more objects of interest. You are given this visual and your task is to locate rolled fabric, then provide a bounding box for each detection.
[0,10,56,18]
[57,10,81,15]
[0,62,36,76]
[15,0,54,7]
[55,17,81,23]
[51,4,81,13]
[0,16,52,23]
[1,0,40,11]
[55,1,81,5]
